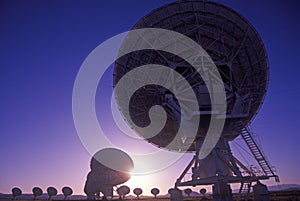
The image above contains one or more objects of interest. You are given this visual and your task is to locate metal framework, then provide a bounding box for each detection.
[114,0,269,150]
[114,1,278,200]
[175,121,279,201]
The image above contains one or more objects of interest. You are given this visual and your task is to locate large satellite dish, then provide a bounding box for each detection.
[114,0,268,152]
[114,0,279,200]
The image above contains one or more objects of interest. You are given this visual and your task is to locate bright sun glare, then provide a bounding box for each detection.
[123,173,157,195]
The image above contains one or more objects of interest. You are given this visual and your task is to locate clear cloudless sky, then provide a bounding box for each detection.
[1,0,300,196]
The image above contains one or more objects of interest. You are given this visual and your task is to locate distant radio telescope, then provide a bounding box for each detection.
[151,188,160,198]
[62,186,73,200]
[133,188,143,199]
[84,148,134,199]
[200,188,206,196]
[12,187,22,200]
[32,187,43,200]
[117,185,130,199]
[114,0,278,201]
[46,187,57,200]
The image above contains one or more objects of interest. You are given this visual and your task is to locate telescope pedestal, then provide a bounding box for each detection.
[173,137,241,201]
[212,183,233,201]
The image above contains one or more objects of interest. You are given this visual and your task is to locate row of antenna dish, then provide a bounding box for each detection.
[116,186,207,199]
[11,186,207,200]
[11,186,73,200]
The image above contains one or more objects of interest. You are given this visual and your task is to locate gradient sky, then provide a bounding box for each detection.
[1,0,300,196]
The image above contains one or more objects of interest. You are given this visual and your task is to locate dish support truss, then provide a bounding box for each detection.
[174,121,279,201]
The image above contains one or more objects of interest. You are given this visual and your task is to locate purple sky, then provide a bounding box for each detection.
[1,0,300,196]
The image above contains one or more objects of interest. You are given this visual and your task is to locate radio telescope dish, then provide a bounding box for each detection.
[200,188,206,196]
[114,0,279,200]
[12,187,22,200]
[133,188,143,199]
[151,188,160,198]
[200,188,207,200]
[84,148,133,199]
[62,186,73,200]
[117,185,130,199]
[47,187,57,200]
[32,187,43,200]
[114,0,268,152]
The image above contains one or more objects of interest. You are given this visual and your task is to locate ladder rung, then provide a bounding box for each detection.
[238,122,276,182]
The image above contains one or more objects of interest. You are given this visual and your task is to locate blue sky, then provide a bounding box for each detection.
[1,0,299,196]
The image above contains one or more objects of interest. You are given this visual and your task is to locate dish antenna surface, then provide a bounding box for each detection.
[114,0,279,200]
[47,187,57,200]
[32,187,43,200]
[151,188,160,198]
[200,188,206,196]
[133,188,143,199]
[62,186,73,200]
[12,187,22,200]
[117,185,130,199]
[84,148,133,199]
[200,188,208,201]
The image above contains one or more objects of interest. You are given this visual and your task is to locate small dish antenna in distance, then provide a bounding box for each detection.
[117,185,130,199]
[32,187,43,200]
[62,186,73,200]
[133,188,143,199]
[47,187,57,200]
[200,188,206,196]
[12,187,22,200]
[151,188,160,198]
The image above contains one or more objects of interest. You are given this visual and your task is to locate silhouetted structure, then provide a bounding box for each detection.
[200,188,207,196]
[200,188,208,200]
[133,188,143,199]
[151,188,160,198]
[62,186,73,200]
[12,187,22,200]
[47,187,57,200]
[84,148,133,199]
[32,187,43,200]
[117,185,130,199]
[114,1,279,201]
[184,188,192,197]
[168,188,183,201]
[253,181,270,201]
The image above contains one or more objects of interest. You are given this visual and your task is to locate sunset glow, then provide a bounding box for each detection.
[0,0,299,197]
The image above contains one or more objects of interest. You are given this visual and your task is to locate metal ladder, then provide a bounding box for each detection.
[237,182,251,201]
[236,121,280,182]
